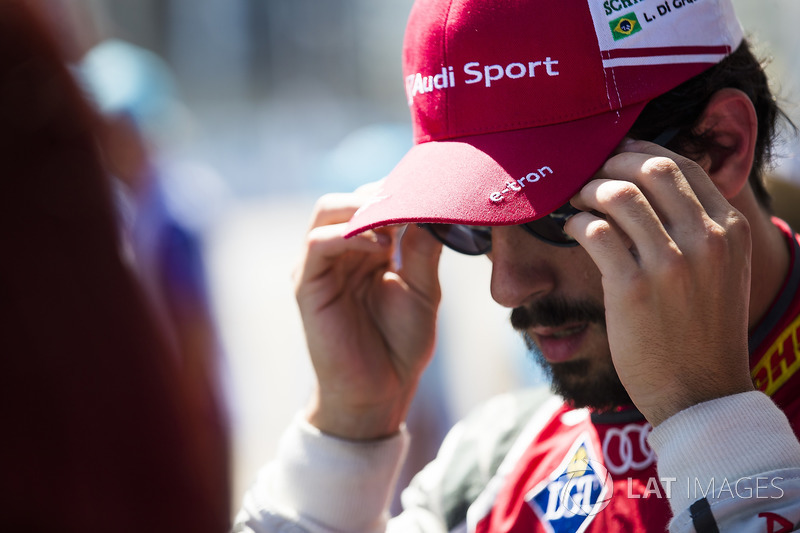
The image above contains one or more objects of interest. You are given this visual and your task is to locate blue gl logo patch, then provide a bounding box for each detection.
[525,435,613,532]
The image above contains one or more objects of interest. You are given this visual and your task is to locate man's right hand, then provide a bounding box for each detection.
[293,184,443,440]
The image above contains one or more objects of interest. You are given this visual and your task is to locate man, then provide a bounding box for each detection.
[236,0,800,531]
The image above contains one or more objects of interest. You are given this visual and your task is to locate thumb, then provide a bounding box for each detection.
[396,224,443,301]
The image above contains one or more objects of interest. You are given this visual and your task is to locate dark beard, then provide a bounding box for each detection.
[511,297,633,412]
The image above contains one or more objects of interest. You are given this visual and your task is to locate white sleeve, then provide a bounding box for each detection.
[648,391,800,532]
[234,413,409,533]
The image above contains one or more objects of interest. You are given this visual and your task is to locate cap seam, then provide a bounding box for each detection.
[590,0,619,113]
[714,0,734,56]
[442,0,456,139]
[607,67,623,121]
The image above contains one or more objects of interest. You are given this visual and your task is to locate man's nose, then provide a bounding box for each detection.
[488,225,557,309]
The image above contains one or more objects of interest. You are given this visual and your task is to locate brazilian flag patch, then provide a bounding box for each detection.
[609,12,641,41]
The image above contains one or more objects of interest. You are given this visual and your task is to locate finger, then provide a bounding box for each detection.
[309,179,389,229]
[298,222,391,284]
[396,224,443,301]
[571,178,676,266]
[353,179,386,196]
[565,211,639,279]
[598,150,707,232]
[308,193,365,230]
[619,139,731,219]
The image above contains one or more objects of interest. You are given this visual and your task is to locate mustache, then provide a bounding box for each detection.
[510,297,606,330]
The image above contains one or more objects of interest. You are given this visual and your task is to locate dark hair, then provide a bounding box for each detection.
[629,40,792,210]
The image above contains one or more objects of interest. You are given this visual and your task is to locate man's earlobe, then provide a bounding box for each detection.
[695,88,758,199]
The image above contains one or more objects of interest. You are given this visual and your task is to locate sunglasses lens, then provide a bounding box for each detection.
[423,224,491,255]
[522,205,580,246]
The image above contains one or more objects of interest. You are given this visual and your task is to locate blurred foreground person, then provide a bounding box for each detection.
[78,37,232,521]
[0,2,228,531]
[236,1,800,531]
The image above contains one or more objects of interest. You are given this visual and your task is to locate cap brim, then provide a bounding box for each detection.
[345,102,648,237]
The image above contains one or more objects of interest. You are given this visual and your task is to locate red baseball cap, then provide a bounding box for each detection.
[345,0,743,237]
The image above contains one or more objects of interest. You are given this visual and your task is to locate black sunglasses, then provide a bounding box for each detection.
[418,127,680,256]
[420,203,581,255]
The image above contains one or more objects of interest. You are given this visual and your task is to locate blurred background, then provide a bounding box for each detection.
[28,0,800,524]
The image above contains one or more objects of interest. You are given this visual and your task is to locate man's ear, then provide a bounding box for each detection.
[694,87,758,200]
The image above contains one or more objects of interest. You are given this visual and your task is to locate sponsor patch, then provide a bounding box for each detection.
[526,434,612,532]
[752,314,800,397]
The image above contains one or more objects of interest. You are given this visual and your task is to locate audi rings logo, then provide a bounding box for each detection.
[602,423,656,476]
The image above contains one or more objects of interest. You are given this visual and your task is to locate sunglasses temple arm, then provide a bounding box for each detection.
[650,127,680,147]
